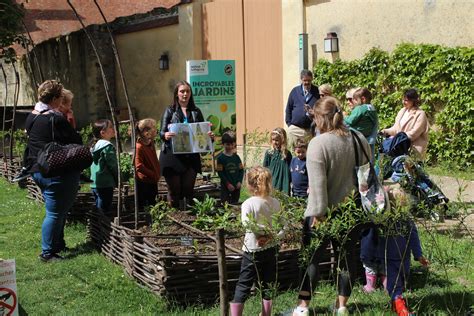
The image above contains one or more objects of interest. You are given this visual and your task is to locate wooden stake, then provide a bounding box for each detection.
[216,229,229,316]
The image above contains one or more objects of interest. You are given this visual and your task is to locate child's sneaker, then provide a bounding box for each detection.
[392,297,414,316]
[11,167,29,183]
[337,306,349,315]
[292,306,309,316]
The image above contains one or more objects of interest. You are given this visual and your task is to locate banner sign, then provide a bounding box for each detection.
[186,60,236,136]
[0,259,18,316]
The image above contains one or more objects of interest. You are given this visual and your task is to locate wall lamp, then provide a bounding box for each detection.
[324,32,339,53]
[159,53,169,70]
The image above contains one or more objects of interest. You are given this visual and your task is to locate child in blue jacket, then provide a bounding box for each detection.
[360,189,429,316]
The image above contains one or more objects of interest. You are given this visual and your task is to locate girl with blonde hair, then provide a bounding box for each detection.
[230,166,284,316]
[318,83,333,98]
[263,127,292,194]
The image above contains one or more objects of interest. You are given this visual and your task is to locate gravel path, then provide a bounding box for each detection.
[429,175,473,234]
[430,175,474,203]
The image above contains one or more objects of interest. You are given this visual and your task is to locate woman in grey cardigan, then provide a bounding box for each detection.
[292,97,370,316]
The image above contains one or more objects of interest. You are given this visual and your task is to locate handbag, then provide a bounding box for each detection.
[36,114,92,177]
[351,130,390,215]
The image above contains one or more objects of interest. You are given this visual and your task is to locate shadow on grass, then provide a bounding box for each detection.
[64,240,98,259]
[415,290,473,314]
[18,303,28,316]
[409,267,452,290]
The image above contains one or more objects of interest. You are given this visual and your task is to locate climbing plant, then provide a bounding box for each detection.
[313,43,473,168]
[0,0,29,63]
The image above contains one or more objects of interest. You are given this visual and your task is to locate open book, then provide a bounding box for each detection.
[169,122,214,154]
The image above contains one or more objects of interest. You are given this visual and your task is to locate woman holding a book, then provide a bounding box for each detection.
[159,80,213,208]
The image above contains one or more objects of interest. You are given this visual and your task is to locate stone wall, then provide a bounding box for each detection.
[1,8,181,130]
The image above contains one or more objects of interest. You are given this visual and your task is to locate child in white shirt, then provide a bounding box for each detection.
[230,166,284,316]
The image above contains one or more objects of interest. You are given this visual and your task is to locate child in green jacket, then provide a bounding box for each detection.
[90,119,118,216]
[344,88,379,160]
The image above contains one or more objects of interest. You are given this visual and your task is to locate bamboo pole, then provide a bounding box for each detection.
[1,63,8,162]
[21,20,44,84]
[92,0,139,229]
[66,1,124,223]
[216,228,229,316]
[8,62,20,165]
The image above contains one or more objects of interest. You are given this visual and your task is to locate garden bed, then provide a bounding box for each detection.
[24,174,220,222]
[0,156,22,182]
[85,201,359,305]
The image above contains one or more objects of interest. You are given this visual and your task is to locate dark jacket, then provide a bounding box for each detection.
[360,221,423,262]
[285,84,319,129]
[159,105,205,174]
[25,111,82,173]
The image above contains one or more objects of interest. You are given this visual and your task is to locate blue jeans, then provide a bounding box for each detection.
[33,172,80,256]
[92,187,114,214]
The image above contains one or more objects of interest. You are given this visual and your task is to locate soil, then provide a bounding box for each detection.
[137,210,301,256]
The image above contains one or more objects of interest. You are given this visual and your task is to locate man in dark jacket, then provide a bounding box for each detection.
[285,69,319,149]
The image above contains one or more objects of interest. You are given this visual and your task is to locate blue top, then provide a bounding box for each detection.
[361,221,423,263]
[285,84,320,129]
[290,157,308,197]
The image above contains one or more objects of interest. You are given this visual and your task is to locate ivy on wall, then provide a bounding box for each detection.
[312,43,473,168]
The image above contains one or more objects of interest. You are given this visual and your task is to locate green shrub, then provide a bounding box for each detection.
[80,124,93,146]
[119,152,133,183]
[313,43,473,168]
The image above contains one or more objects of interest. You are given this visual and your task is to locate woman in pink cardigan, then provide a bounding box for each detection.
[381,89,429,158]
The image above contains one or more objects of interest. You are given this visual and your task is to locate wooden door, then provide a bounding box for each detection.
[202,0,283,144]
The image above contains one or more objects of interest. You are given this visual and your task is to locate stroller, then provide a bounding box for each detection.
[377,132,449,221]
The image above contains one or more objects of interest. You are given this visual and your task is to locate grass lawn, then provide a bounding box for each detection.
[0,178,473,315]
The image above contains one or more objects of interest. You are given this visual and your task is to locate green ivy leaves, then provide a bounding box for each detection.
[313,43,473,168]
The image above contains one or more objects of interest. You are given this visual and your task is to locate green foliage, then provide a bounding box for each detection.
[149,200,173,233]
[313,43,474,168]
[79,124,93,146]
[119,152,133,183]
[0,0,29,63]
[118,122,130,149]
[12,129,26,157]
[190,195,239,232]
[0,129,27,158]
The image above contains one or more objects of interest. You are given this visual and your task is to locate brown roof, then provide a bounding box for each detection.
[18,0,182,46]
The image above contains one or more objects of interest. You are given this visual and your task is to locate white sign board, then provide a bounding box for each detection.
[0,259,18,316]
